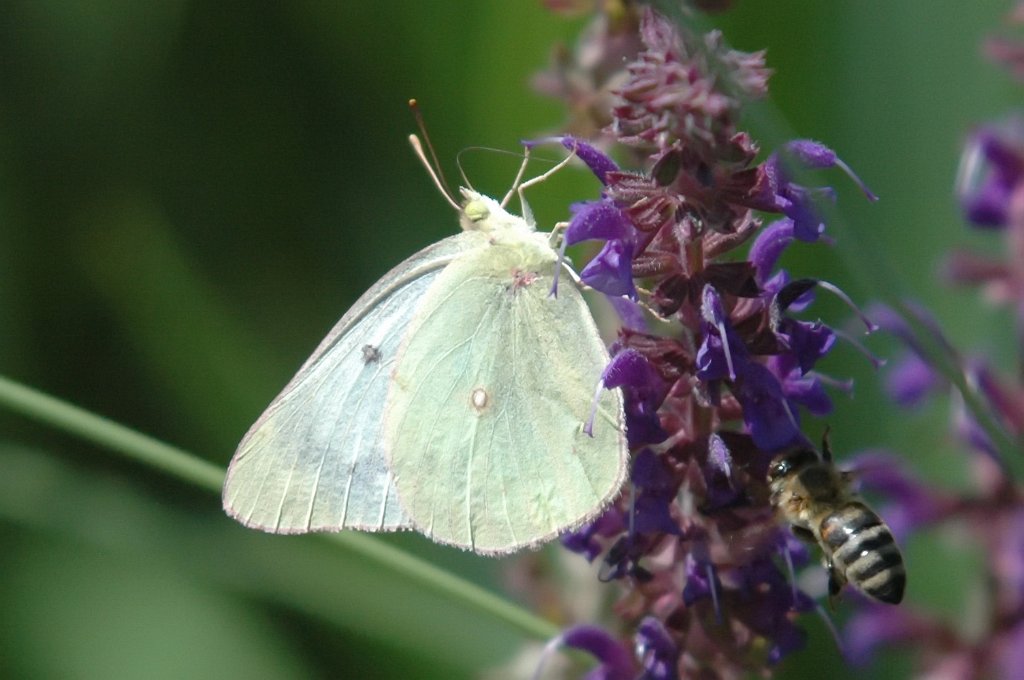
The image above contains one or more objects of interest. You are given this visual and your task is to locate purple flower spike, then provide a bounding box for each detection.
[530,5,891,676]
[972,360,1024,433]
[634,617,680,680]
[953,390,1000,461]
[580,239,639,299]
[559,625,635,680]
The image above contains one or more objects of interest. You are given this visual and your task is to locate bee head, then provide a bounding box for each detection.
[767,448,821,483]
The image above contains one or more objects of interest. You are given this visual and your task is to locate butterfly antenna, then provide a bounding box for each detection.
[408,99,459,211]
[454,148,475,191]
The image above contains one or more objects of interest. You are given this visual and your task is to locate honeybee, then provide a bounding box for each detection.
[768,431,906,605]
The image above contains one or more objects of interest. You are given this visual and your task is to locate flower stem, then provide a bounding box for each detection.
[0,373,559,642]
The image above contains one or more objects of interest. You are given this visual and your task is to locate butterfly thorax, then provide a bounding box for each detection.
[458,189,556,273]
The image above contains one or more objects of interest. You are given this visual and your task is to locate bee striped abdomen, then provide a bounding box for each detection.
[820,503,905,604]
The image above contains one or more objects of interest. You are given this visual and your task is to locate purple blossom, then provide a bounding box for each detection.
[701,433,741,511]
[561,509,626,562]
[561,135,621,185]
[634,618,679,680]
[579,239,639,299]
[732,361,805,452]
[749,218,795,286]
[558,625,635,680]
[629,448,683,536]
[565,199,635,244]
[748,140,877,242]
[884,351,940,408]
[681,546,721,614]
[601,349,669,447]
[957,119,1024,228]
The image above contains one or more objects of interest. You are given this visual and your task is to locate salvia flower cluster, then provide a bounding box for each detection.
[529,5,881,678]
[838,5,1024,677]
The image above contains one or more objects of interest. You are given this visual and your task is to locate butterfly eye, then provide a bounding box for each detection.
[463,200,490,223]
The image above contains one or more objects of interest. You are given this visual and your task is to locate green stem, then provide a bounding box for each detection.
[0,373,559,641]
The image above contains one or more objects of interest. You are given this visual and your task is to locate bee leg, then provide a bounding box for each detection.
[791,525,816,544]
[821,425,833,462]
[826,558,845,611]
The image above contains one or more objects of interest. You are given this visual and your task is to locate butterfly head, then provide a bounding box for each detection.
[459,189,532,237]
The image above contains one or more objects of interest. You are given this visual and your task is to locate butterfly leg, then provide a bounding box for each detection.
[516,146,578,226]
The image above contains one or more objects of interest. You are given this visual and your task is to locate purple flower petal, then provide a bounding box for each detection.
[634,617,679,680]
[523,135,621,185]
[561,509,626,562]
[565,199,634,246]
[702,434,742,511]
[560,625,635,680]
[682,550,721,611]
[784,139,838,168]
[780,373,833,416]
[776,318,836,374]
[733,362,804,452]
[580,239,639,299]
[844,606,917,666]
[957,122,1024,229]
[608,295,649,332]
[630,449,682,535]
[884,351,940,408]
[603,350,669,446]
[749,218,795,285]
[783,140,878,201]
[696,285,741,381]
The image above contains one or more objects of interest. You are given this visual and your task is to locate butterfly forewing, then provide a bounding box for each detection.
[383,238,628,554]
[223,233,479,533]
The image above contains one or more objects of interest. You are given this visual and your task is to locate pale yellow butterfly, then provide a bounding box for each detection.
[222,135,627,554]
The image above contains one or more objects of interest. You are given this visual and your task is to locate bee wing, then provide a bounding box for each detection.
[223,233,476,533]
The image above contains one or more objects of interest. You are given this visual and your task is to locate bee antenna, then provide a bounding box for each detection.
[408,99,459,211]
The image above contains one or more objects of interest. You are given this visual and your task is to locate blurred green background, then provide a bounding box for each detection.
[0,1,1016,678]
